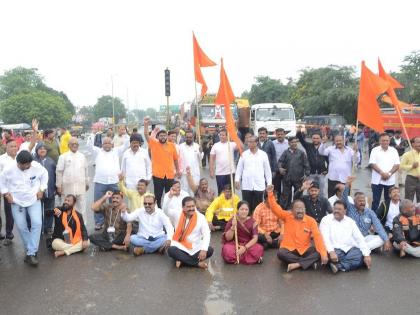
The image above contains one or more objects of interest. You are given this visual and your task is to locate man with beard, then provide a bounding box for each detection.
[266,185,328,272]
[179,130,201,195]
[121,194,174,256]
[51,194,89,258]
[0,150,48,266]
[144,117,180,208]
[89,191,132,252]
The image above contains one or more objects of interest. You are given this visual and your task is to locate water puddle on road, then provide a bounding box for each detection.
[204,260,236,315]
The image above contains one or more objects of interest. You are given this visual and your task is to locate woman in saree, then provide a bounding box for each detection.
[221,201,264,264]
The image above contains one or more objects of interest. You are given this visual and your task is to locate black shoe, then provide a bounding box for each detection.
[6,233,14,240]
[24,255,39,267]
[0,233,5,240]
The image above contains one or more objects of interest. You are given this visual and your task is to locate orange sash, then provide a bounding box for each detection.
[399,214,420,226]
[62,209,82,245]
[173,211,197,249]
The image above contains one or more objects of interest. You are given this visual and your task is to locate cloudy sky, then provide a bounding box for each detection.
[0,0,418,110]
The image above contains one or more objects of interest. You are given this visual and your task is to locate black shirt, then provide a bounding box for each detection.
[297,131,328,174]
[52,208,89,241]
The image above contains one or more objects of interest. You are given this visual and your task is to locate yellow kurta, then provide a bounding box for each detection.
[205,193,240,222]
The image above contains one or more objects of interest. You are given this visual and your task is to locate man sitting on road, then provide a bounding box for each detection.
[340,177,392,252]
[392,199,420,258]
[162,181,189,227]
[168,197,213,269]
[293,180,332,224]
[375,186,401,235]
[51,194,90,258]
[205,184,240,232]
[266,185,328,272]
[89,191,132,252]
[253,191,283,249]
[120,194,174,256]
[319,200,372,273]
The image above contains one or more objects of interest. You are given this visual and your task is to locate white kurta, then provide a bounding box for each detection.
[121,148,152,189]
[56,151,89,195]
[179,142,201,193]
[171,210,211,255]
[236,149,272,191]
[162,190,190,227]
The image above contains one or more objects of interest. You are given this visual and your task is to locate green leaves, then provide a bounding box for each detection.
[92,95,127,122]
[0,67,75,128]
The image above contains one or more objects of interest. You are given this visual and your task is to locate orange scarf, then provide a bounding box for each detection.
[173,211,197,249]
[399,214,420,226]
[62,209,82,245]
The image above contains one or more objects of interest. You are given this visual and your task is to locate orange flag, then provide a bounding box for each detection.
[193,33,216,97]
[378,58,404,110]
[357,61,389,132]
[215,58,242,153]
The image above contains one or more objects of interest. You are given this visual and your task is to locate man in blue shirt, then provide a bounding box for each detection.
[340,176,392,252]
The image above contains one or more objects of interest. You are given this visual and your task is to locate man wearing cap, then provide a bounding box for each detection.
[293,179,332,224]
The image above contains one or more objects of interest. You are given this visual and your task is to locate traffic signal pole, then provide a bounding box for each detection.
[165,68,171,130]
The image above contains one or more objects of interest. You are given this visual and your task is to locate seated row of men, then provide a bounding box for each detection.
[50,176,420,272]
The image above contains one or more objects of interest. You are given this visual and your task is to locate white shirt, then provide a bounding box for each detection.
[236,149,272,191]
[162,190,190,227]
[113,134,129,147]
[121,207,174,240]
[18,141,36,154]
[273,139,289,162]
[92,140,129,184]
[0,153,16,172]
[328,194,354,208]
[210,141,237,175]
[386,201,400,230]
[56,151,89,195]
[369,146,400,185]
[0,161,48,207]
[121,148,152,189]
[319,214,371,256]
[179,142,201,177]
[171,210,211,255]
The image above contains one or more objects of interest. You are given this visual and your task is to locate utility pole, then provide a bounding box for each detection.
[111,75,115,133]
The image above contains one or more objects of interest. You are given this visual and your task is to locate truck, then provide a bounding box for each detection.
[191,103,238,135]
[381,105,420,138]
[249,103,297,138]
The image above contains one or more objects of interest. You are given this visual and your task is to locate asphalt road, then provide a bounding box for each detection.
[0,139,418,315]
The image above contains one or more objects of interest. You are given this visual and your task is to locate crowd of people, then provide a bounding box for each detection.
[0,117,419,273]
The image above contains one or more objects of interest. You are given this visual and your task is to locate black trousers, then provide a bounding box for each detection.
[258,232,281,249]
[281,179,303,209]
[212,215,228,231]
[2,198,13,237]
[277,247,320,269]
[153,176,174,208]
[167,246,214,267]
[328,180,342,198]
[405,175,420,202]
[242,190,264,214]
[273,171,283,201]
[89,232,125,251]
[216,174,234,195]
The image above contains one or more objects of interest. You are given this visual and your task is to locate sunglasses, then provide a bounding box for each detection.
[144,202,154,206]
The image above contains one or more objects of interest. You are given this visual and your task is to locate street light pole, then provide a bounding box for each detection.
[111,75,115,133]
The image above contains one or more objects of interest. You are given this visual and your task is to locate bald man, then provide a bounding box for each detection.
[56,137,89,222]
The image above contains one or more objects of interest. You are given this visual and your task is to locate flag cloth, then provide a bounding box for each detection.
[215,58,242,153]
[378,58,404,110]
[357,61,389,132]
[193,33,216,97]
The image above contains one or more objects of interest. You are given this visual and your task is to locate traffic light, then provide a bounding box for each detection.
[164,68,170,96]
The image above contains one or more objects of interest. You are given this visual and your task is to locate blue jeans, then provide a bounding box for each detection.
[94,182,119,225]
[371,184,392,211]
[335,247,364,271]
[11,201,42,256]
[130,234,167,253]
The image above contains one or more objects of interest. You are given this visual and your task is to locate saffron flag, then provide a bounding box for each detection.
[357,61,389,132]
[378,58,404,110]
[193,33,216,97]
[215,58,242,153]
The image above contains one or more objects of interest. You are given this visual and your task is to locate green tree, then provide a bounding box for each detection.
[243,76,293,105]
[93,95,127,122]
[394,50,420,104]
[78,106,95,123]
[0,66,75,126]
[290,65,358,122]
[0,90,72,128]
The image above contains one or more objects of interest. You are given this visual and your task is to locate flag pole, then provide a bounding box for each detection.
[194,80,202,147]
[352,120,360,175]
[394,105,412,150]
[227,132,239,264]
